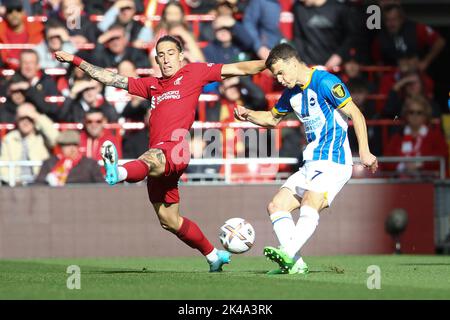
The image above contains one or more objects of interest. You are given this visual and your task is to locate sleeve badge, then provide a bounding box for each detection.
[332,83,346,98]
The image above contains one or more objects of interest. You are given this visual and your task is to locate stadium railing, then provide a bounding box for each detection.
[0,156,446,187]
[0,117,443,156]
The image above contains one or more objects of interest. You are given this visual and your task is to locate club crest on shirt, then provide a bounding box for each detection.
[332,84,346,98]
[174,76,183,85]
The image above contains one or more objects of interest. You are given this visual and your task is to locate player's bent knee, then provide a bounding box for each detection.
[267,200,285,216]
[158,217,179,233]
[302,192,328,212]
[138,149,166,177]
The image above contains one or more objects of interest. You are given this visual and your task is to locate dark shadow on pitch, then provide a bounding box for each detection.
[85,269,205,274]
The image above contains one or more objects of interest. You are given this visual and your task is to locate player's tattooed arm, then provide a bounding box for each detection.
[138,148,166,176]
[54,51,128,89]
[79,61,128,90]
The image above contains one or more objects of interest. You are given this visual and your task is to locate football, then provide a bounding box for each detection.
[219,218,255,254]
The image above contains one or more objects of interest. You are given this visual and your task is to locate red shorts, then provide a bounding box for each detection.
[146,140,190,204]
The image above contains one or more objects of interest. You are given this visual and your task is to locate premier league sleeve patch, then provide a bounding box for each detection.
[332,84,346,99]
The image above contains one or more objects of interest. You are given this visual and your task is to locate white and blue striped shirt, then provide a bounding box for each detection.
[273,68,353,165]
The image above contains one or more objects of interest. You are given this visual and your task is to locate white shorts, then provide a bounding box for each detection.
[282,160,352,205]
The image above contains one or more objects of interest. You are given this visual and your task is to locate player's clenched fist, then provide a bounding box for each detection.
[360,152,378,174]
[54,51,74,63]
[234,105,251,121]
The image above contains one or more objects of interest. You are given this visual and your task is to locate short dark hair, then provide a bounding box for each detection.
[156,35,183,52]
[45,19,65,32]
[85,108,105,117]
[20,48,39,60]
[265,43,301,69]
[383,4,404,15]
[108,23,126,33]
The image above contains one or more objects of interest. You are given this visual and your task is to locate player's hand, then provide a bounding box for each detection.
[234,105,251,121]
[360,151,378,174]
[54,51,74,64]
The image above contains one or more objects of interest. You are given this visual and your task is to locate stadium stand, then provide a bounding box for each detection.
[0,0,449,186]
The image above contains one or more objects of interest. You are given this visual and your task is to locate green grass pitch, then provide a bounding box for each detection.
[1,255,450,299]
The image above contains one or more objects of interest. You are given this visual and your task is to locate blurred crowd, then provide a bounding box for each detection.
[0,0,449,185]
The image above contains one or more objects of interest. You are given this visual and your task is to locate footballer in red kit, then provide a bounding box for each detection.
[127,63,224,202]
[55,35,266,272]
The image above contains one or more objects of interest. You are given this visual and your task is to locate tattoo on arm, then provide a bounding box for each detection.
[79,61,128,90]
[138,148,166,174]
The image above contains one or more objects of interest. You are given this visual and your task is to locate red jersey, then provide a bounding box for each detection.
[128,63,223,148]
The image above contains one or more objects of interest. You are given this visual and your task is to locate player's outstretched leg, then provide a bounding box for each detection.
[208,250,232,272]
[263,246,295,273]
[101,141,150,185]
[289,258,309,275]
[101,140,119,185]
[174,216,231,272]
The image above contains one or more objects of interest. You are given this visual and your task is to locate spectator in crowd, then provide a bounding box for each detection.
[113,60,150,159]
[34,19,77,69]
[34,130,104,185]
[104,60,144,114]
[205,76,266,122]
[121,108,149,159]
[346,79,382,156]
[0,0,44,69]
[49,0,100,47]
[166,21,205,63]
[0,72,58,122]
[199,3,253,54]
[98,0,153,48]
[376,52,435,113]
[57,79,119,123]
[18,49,59,96]
[93,23,151,68]
[339,50,374,90]
[372,4,446,70]
[28,0,62,16]
[153,1,188,39]
[0,103,58,185]
[150,1,205,73]
[202,14,245,64]
[384,95,448,177]
[183,130,221,181]
[198,0,241,42]
[292,0,362,68]
[79,109,122,161]
[242,0,282,60]
[382,71,441,119]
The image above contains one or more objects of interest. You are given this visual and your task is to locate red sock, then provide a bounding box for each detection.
[176,217,214,256]
[122,160,148,182]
